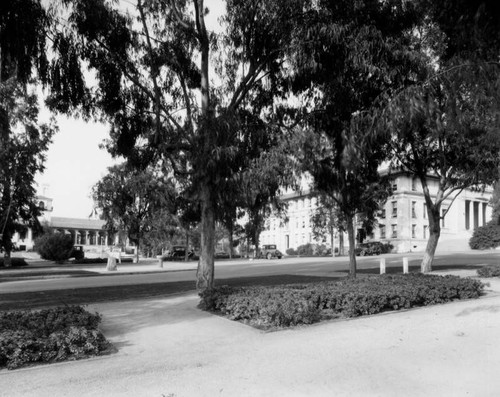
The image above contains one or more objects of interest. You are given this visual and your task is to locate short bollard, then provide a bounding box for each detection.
[403,257,409,274]
[106,254,117,271]
[157,255,163,268]
[380,258,386,274]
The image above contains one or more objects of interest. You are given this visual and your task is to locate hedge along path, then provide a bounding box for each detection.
[199,274,485,329]
[0,306,112,370]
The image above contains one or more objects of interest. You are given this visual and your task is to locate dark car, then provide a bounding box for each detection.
[355,241,385,256]
[168,246,194,259]
[70,244,85,260]
[259,244,283,259]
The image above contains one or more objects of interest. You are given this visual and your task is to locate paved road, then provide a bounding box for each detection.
[1,250,497,294]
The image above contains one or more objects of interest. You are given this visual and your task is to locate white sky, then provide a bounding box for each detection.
[35,1,225,219]
[36,114,116,218]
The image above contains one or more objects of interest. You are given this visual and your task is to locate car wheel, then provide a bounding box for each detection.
[267,253,272,260]
[277,256,282,259]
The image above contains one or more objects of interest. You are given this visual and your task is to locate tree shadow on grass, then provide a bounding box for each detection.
[357,263,484,276]
[0,274,341,312]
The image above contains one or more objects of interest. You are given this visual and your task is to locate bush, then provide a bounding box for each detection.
[477,264,500,278]
[35,234,74,263]
[0,306,110,370]
[380,242,394,254]
[199,274,484,329]
[287,244,330,257]
[469,222,500,249]
[297,243,315,256]
[0,258,28,267]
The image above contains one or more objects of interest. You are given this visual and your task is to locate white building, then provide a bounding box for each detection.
[260,171,492,254]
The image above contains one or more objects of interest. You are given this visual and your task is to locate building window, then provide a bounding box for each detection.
[392,201,397,218]
[441,207,448,228]
[423,203,427,219]
[411,201,417,218]
[380,225,386,239]
[423,225,428,239]
[412,176,418,191]
[391,224,397,238]
[302,217,306,228]
[38,201,45,210]
[380,208,386,219]
[412,224,416,238]
[392,182,398,192]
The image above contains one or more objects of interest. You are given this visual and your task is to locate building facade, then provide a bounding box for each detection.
[12,194,126,254]
[260,172,493,254]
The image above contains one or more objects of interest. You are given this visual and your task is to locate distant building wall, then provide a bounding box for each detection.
[260,173,492,254]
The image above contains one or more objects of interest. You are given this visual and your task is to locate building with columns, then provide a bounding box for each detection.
[12,194,128,253]
[259,172,493,254]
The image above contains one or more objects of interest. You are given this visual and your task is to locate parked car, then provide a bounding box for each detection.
[70,244,85,260]
[355,241,385,256]
[259,244,283,259]
[168,246,194,259]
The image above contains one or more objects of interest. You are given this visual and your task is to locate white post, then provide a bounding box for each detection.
[106,253,117,271]
[403,257,409,274]
[380,258,386,274]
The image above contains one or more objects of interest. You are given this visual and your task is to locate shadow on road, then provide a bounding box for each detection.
[0,274,341,311]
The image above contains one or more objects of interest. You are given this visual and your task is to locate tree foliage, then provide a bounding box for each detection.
[376,1,500,272]
[288,1,420,276]
[92,163,177,262]
[49,0,302,290]
[0,0,56,266]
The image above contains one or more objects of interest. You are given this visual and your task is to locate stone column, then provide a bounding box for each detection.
[478,202,484,227]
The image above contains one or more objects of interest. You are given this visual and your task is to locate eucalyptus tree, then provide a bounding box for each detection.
[376,0,500,272]
[0,0,56,266]
[93,163,177,263]
[53,0,301,289]
[288,1,423,277]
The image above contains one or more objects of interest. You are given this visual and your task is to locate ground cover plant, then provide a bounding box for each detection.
[0,306,111,370]
[199,274,484,329]
[0,258,28,267]
[477,264,500,278]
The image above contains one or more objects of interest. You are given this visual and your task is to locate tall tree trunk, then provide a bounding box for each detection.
[197,189,215,290]
[421,206,441,273]
[346,215,357,277]
[330,225,335,257]
[0,105,12,268]
[228,222,234,259]
[134,241,139,263]
[339,231,345,256]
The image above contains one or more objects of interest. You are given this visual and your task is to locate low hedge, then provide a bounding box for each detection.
[0,258,28,267]
[0,306,111,370]
[477,264,500,278]
[199,274,484,329]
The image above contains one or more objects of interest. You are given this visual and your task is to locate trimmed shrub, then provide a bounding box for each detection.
[288,244,330,257]
[0,258,28,267]
[380,242,394,254]
[35,234,74,263]
[199,274,484,329]
[0,306,110,370]
[477,264,500,278]
[469,222,500,249]
[297,243,315,256]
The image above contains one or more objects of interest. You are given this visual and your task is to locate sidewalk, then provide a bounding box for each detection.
[2,271,500,397]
